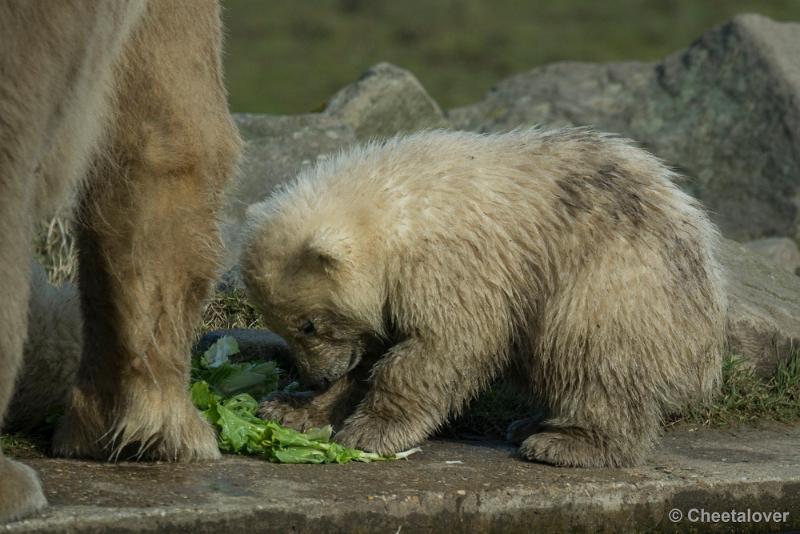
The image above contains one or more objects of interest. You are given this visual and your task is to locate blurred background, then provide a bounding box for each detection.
[222,0,800,114]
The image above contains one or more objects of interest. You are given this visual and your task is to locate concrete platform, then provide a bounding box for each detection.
[3,425,800,533]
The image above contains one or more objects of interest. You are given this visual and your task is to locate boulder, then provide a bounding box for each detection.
[720,238,800,375]
[324,62,448,140]
[450,14,800,242]
[744,237,800,275]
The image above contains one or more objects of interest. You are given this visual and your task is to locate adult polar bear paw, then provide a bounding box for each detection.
[52,385,220,462]
[0,457,47,522]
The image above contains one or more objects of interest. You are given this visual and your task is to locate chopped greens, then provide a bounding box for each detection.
[192,336,279,399]
[191,336,420,463]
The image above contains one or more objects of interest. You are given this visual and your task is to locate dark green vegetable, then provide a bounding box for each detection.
[192,336,279,399]
[191,336,420,463]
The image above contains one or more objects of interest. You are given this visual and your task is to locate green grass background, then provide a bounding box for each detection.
[222,0,800,114]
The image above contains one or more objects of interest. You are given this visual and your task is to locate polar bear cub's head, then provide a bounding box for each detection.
[241,179,389,388]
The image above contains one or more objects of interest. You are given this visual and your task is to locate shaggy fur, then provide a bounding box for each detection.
[7,264,82,433]
[0,0,240,522]
[243,129,727,468]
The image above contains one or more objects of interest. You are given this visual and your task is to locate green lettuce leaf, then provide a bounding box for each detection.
[190,335,421,464]
[201,335,240,368]
[193,336,280,399]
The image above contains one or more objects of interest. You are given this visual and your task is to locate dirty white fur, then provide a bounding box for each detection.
[244,128,727,467]
[7,264,82,433]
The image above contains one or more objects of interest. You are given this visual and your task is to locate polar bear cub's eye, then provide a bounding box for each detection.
[299,320,316,335]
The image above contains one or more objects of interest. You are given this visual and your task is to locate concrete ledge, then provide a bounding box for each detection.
[4,426,799,533]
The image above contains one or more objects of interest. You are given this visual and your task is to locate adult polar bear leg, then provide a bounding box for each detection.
[0,169,46,522]
[0,2,142,520]
[52,0,241,462]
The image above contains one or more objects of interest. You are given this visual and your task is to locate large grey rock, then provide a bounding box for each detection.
[324,62,448,140]
[744,237,800,274]
[720,238,800,375]
[450,14,800,242]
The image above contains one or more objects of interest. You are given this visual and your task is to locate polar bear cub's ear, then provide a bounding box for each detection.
[301,225,353,276]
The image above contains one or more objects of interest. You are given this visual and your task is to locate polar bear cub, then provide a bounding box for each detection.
[243,129,726,467]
